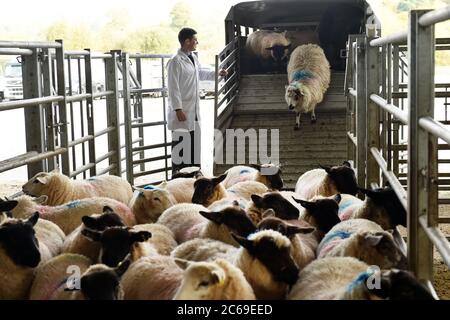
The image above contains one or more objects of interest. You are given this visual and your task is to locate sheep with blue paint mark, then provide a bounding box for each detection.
[130,178,196,224]
[22,170,133,206]
[316,219,407,269]
[10,195,135,234]
[222,164,283,190]
[287,257,435,300]
[29,253,130,300]
[285,44,330,129]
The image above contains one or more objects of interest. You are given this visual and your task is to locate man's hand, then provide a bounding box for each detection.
[219,69,228,77]
[176,109,187,122]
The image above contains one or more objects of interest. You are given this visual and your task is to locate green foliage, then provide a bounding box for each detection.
[170,1,194,29]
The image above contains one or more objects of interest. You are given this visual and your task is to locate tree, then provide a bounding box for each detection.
[170,1,194,29]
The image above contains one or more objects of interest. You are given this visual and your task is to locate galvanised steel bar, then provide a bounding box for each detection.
[122,52,134,184]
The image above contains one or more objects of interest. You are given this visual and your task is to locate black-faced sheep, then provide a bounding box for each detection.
[29,253,130,300]
[295,161,358,199]
[246,191,300,224]
[287,257,435,300]
[22,170,133,206]
[62,210,127,261]
[246,30,291,72]
[285,43,330,129]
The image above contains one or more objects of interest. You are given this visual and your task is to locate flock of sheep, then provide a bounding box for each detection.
[246,29,331,129]
[0,162,436,300]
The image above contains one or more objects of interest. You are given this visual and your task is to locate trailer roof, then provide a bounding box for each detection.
[226,0,371,28]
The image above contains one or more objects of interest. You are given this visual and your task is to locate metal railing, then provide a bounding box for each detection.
[0,40,172,186]
[345,7,450,294]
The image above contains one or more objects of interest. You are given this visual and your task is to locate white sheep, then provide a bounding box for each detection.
[287,257,435,300]
[22,170,133,206]
[11,195,135,234]
[62,210,127,261]
[172,229,300,300]
[129,178,196,224]
[285,43,330,129]
[0,213,63,299]
[294,161,358,200]
[174,258,256,300]
[317,219,408,269]
[222,164,283,190]
[29,253,130,300]
[121,254,184,300]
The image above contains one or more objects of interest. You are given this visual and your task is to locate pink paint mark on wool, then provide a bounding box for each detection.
[36,205,51,218]
[318,238,343,258]
[339,209,353,221]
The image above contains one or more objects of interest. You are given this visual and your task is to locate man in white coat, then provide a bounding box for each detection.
[167,27,227,174]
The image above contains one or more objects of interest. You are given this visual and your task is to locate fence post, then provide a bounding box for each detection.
[41,48,56,172]
[105,50,122,176]
[407,10,435,282]
[84,49,97,177]
[22,48,44,178]
[55,40,70,176]
[366,36,381,188]
[122,52,134,185]
[355,36,367,193]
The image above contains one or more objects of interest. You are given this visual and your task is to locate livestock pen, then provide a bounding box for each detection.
[0,0,449,300]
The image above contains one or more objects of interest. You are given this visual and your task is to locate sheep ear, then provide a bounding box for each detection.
[131,231,152,243]
[211,269,226,286]
[81,215,97,229]
[293,198,315,210]
[81,228,102,242]
[50,168,60,174]
[0,200,18,212]
[199,211,222,225]
[358,187,377,199]
[286,225,315,236]
[364,234,383,247]
[262,208,276,218]
[174,258,191,270]
[251,194,263,208]
[34,195,48,205]
[342,161,352,168]
[231,233,254,251]
[36,176,49,185]
[213,174,227,185]
[103,206,114,214]
[249,163,262,171]
[115,258,131,277]
[334,194,342,204]
[158,181,168,188]
[319,164,332,174]
[194,170,203,179]
[26,212,39,226]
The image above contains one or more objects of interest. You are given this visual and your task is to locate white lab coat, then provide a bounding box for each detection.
[166,49,215,131]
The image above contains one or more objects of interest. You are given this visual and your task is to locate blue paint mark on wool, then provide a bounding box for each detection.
[346,270,375,293]
[239,169,250,175]
[144,185,160,191]
[87,177,96,181]
[65,201,80,209]
[292,70,313,82]
[339,200,354,213]
[321,230,352,245]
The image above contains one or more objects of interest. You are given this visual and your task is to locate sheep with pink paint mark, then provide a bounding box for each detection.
[222,164,283,190]
[10,195,135,234]
[22,170,133,206]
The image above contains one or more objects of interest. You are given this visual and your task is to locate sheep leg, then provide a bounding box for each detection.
[311,110,317,124]
[294,112,301,130]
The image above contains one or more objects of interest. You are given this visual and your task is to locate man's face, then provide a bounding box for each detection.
[185,35,198,51]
